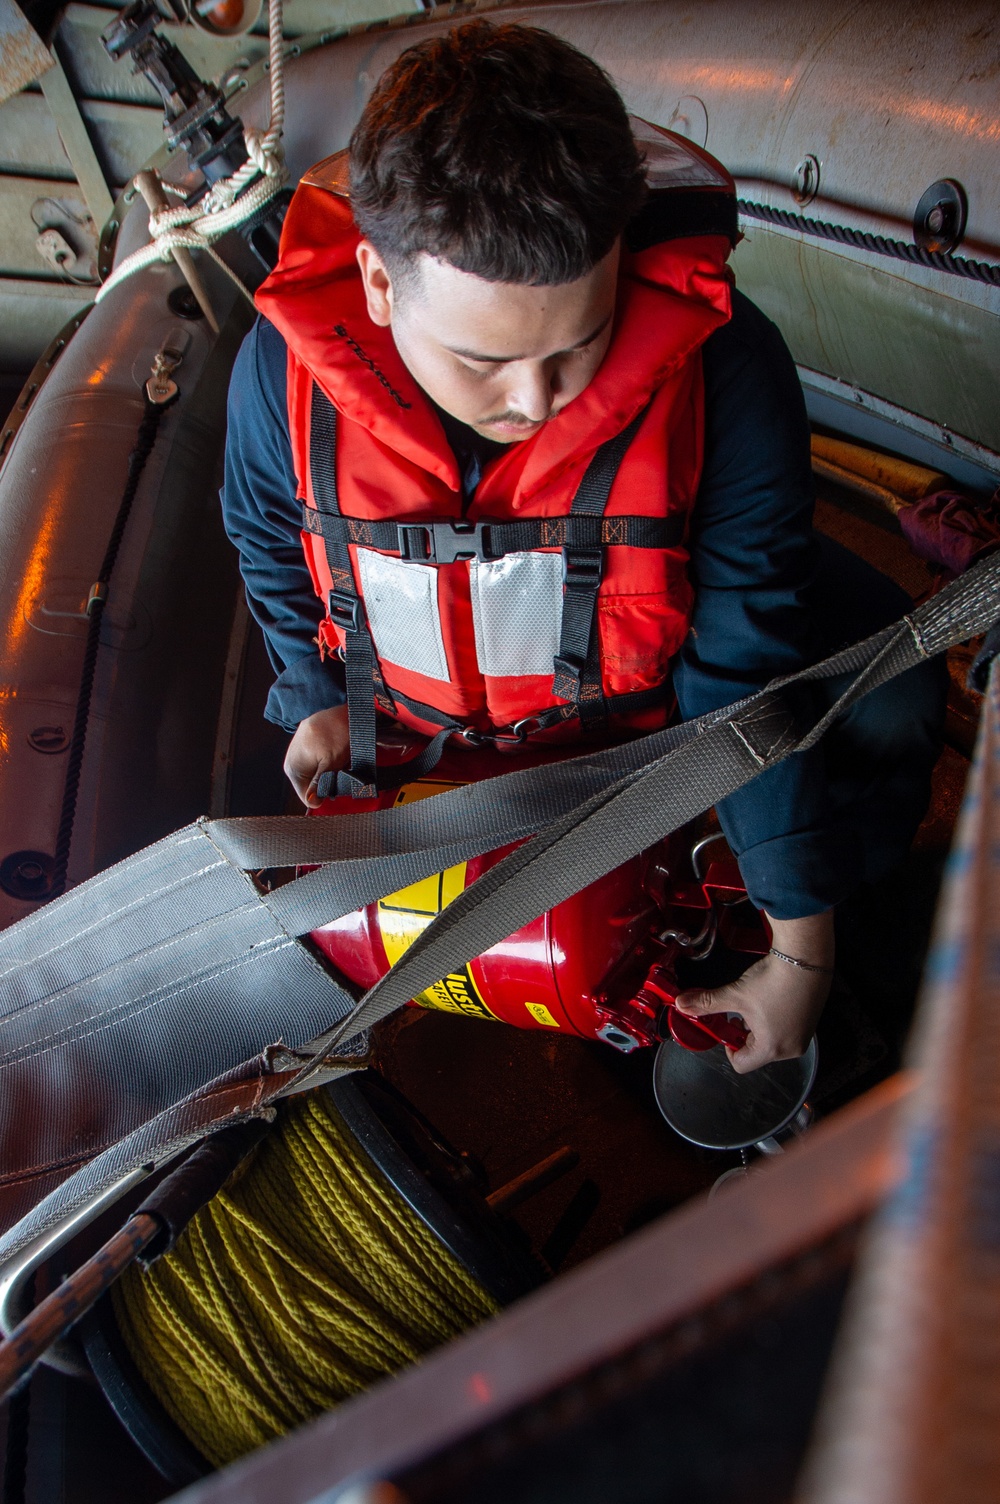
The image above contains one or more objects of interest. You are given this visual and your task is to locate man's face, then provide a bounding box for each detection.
[356,240,619,443]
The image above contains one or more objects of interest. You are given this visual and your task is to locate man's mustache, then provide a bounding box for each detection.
[481,411,550,430]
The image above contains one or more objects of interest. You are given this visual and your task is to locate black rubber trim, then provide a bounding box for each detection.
[328,1074,542,1307]
[80,1300,210,1485]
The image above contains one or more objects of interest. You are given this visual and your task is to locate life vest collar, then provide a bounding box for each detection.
[256,121,733,503]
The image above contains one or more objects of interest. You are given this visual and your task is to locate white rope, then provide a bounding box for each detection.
[97,0,287,308]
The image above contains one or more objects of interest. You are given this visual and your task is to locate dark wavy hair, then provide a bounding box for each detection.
[349,20,647,286]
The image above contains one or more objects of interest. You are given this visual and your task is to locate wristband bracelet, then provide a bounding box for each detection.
[769,947,834,975]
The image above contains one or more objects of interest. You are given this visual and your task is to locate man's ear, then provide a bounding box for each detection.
[356,240,393,327]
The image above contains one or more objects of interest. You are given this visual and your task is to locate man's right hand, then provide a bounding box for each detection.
[284,704,351,807]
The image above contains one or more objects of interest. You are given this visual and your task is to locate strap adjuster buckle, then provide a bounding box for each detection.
[397,519,498,565]
[562,548,603,589]
[328,588,363,633]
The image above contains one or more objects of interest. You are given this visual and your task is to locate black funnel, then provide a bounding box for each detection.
[652,1036,818,1151]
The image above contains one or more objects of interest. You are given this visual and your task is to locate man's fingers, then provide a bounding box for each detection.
[292,763,330,809]
[728,1036,766,1075]
[673,987,719,1017]
[303,767,336,808]
[283,750,321,807]
[284,706,352,806]
[729,1033,810,1075]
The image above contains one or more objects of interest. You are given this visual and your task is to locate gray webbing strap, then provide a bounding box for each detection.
[208,719,709,928]
[276,550,1000,1082]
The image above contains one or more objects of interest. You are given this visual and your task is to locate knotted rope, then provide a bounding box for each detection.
[96,0,288,309]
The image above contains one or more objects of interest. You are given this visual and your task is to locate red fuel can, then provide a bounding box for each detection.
[308,744,766,1053]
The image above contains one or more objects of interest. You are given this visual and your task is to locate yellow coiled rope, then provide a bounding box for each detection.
[113,1089,500,1467]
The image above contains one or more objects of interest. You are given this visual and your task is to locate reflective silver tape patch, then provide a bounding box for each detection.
[356,548,450,682]
[469,552,564,678]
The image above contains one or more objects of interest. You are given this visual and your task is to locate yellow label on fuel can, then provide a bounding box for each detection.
[524,1001,560,1028]
[377,862,499,1022]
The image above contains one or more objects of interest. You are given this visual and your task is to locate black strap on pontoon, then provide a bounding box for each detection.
[51,389,176,899]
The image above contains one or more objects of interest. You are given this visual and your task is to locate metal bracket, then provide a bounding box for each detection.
[39,53,115,229]
[0,1166,152,1375]
[145,327,190,405]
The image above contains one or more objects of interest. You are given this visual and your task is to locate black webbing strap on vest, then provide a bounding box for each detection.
[309,386,455,798]
[552,403,654,728]
[308,385,457,800]
[309,386,381,796]
[302,509,685,561]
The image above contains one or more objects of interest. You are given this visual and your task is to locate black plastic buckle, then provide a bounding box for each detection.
[328,588,363,633]
[397,519,498,565]
[562,548,603,589]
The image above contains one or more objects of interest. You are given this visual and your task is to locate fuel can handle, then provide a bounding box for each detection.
[666,1005,749,1054]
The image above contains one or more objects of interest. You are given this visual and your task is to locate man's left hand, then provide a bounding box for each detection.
[673,909,834,1074]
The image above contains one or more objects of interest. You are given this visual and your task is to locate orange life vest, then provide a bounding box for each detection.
[256,121,736,794]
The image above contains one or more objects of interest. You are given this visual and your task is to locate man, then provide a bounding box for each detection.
[222,21,945,1073]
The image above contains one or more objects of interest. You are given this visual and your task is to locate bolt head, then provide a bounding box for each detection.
[0,850,56,901]
[913,179,967,254]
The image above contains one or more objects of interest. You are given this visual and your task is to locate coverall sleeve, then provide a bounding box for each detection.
[673,290,844,919]
[221,316,346,732]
